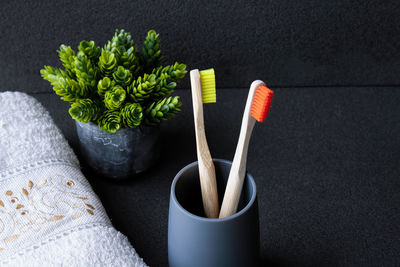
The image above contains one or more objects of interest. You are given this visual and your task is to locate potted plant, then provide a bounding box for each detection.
[41,29,187,179]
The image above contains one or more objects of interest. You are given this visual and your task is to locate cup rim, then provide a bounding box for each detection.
[171,158,257,222]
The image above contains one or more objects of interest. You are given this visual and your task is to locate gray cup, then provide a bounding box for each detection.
[168,159,260,267]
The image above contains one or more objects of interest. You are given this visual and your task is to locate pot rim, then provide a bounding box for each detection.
[75,120,159,134]
[171,158,257,223]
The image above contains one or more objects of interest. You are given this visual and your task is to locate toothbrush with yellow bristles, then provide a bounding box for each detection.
[190,68,219,218]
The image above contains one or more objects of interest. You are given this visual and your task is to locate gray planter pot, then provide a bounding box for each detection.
[168,159,260,267]
[75,121,160,180]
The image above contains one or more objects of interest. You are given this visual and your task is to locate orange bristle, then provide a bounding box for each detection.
[250,85,274,122]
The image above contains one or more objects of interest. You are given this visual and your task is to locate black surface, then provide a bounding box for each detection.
[31,88,400,267]
[2,1,400,93]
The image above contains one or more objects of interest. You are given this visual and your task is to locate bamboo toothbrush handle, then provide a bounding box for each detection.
[190,70,219,218]
[219,118,256,218]
[219,80,264,218]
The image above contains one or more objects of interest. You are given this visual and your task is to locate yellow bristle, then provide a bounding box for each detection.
[199,68,216,103]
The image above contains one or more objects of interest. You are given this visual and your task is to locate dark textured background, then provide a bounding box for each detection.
[1,0,400,92]
[1,1,400,266]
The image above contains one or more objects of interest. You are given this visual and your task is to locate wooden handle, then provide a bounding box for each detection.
[190,69,219,218]
[219,80,265,218]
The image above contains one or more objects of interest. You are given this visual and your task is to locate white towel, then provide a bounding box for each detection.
[0,91,147,267]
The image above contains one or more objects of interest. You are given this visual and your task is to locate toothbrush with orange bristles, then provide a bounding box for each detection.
[190,68,219,218]
[219,80,274,218]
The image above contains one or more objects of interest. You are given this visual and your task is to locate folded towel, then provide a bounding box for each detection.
[0,92,147,266]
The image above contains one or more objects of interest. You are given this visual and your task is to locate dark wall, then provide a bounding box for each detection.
[1,0,400,93]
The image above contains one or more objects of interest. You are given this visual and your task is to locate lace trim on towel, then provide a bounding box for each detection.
[0,164,110,259]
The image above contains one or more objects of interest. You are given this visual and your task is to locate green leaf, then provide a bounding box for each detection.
[97,76,114,97]
[69,99,100,123]
[152,62,187,81]
[144,96,181,125]
[120,103,143,128]
[127,73,157,102]
[141,30,162,72]
[119,46,141,75]
[105,29,134,53]
[74,53,98,89]
[40,66,87,102]
[112,66,132,87]
[78,40,100,61]
[57,45,76,78]
[98,50,117,77]
[151,62,187,99]
[98,110,121,133]
[104,85,126,110]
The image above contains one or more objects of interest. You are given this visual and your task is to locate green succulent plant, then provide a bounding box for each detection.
[78,40,101,61]
[98,50,117,77]
[144,96,182,125]
[141,30,162,73]
[105,29,133,54]
[119,47,141,75]
[120,103,143,128]
[57,45,76,78]
[69,99,100,123]
[74,53,98,89]
[113,66,132,87]
[98,110,121,133]
[127,73,157,102]
[41,29,187,133]
[40,66,87,102]
[104,85,126,110]
[151,62,187,98]
[97,76,113,97]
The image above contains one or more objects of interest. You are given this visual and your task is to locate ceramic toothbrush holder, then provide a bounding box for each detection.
[168,159,260,267]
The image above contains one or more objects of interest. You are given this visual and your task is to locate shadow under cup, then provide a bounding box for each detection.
[168,159,260,267]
